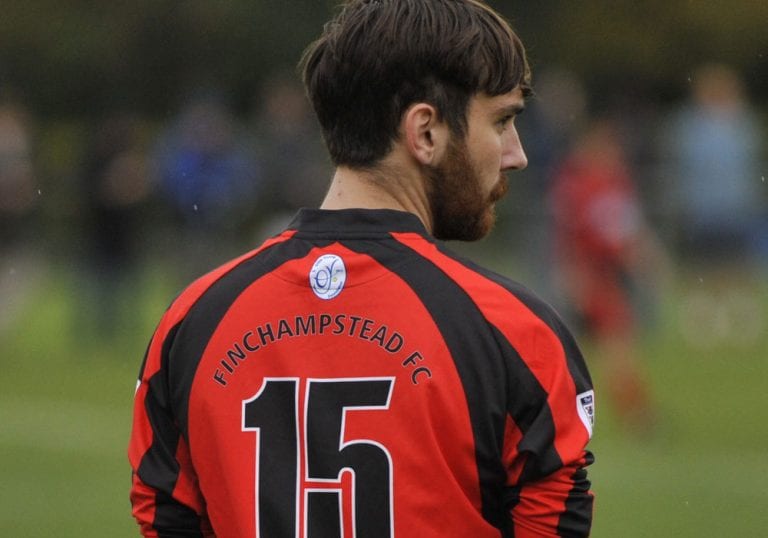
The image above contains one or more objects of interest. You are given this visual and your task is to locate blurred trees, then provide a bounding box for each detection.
[1,0,766,120]
[491,0,768,106]
[0,0,334,118]
[1,0,766,265]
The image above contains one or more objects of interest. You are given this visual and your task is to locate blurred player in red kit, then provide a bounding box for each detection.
[550,118,660,433]
[128,1,596,536]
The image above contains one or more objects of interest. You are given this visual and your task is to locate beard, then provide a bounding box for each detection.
[425,137,509,241]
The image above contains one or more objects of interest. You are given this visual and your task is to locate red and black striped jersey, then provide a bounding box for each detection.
[129,208,595,537]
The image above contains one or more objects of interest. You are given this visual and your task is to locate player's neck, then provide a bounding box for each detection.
[320,161,433,233]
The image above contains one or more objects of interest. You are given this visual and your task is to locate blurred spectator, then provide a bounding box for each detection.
[549,118,666,433]
[77,112,153,339]
[154,91,262,281]
[666,64,766,348]
[250,72,331,235]
[0,94,42,332]
[0,95,37,244]
[513,67,588,292]
[669,63,765,265]
[522,67,589,181]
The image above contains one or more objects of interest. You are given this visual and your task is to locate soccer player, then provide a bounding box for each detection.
[549,118,659,433]
[128,1,596,536]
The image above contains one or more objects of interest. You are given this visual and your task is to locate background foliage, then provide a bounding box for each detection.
[1,0,767,118]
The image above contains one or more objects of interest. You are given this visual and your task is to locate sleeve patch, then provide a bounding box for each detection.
[576,390,595,438]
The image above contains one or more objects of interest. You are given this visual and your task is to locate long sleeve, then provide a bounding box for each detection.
[505,447,594,537]
[128,320,213,537]
[502,311,595,537]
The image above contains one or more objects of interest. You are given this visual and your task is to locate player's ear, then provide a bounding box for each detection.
[402,103,449,166]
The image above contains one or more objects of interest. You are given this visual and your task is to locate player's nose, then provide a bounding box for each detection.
[501,127,528,172]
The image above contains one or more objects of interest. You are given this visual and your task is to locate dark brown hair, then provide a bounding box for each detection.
[300,0,531,167]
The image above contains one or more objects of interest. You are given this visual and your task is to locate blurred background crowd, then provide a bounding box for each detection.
[2,1,765,347]
[2,0,768,419]
[0,3,766,361]
[0,0,768,536]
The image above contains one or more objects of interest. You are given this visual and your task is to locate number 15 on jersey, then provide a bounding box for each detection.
[242,377,396,537]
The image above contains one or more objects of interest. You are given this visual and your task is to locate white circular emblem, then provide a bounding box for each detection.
[309,254,347,300]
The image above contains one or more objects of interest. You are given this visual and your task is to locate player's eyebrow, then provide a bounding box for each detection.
[495,102,526,117]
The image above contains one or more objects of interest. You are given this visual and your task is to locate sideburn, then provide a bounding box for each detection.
[426,138,495,242]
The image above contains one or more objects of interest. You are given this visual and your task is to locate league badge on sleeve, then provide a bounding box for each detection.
[576,390,595,438]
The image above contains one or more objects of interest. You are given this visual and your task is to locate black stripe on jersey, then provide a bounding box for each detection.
[138,323,183,495]
[168,238,323,437]
[343,237,561,537]
[416,244,568,484]
[502,484,523,525]
[443,249,593,396]
[443,248,595,532]
[556,461,594,537]
[138,323,207,534]
[139,239,321,535]
[154,491,206,538]
[135,339,152,388]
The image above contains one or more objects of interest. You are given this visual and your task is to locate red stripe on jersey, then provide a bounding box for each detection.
[130,231,295,457]
[172,435,212,532]
[128,231,295,533]
[511,455,592,537]
[184,241,498,537]
[130,472,160,537]
[394,232,589,442]
[136,233,294,387]
[392,232,592,531]
[511,461,588,536]
[392,232,587,441]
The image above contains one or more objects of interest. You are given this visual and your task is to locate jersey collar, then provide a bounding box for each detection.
[288,208,430,238]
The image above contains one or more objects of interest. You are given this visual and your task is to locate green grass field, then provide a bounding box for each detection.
[1,258,766,537]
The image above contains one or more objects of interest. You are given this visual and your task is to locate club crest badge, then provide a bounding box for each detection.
[576,390,595,438]
[309,254,347,300]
